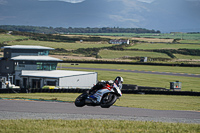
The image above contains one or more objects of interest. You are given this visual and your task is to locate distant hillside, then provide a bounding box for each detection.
[0,29,7,34]
[0,25,160,34]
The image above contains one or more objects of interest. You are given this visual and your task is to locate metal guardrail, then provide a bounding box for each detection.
[1,87,200,96]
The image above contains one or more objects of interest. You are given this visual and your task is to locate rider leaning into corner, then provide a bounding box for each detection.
[91,76,123,91]
[89,76,124,99]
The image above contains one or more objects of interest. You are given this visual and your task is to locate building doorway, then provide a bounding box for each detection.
[32,79,41,89]
[16,80,20,86]
[23,78,27,88]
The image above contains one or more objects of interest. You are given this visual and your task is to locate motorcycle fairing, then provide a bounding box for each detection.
[92,89,113,102]
[113,83,122,96]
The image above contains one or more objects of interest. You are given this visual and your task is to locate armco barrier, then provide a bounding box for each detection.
[0,88,21,93]
[121,90,200,96]
[1,88,200,96]
[27,88,200,96]
[28,89,89,93]
[123,84,167,91]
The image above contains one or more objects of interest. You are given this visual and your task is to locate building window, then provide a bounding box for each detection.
[37,62,57,70]
[37,62,43,70]
[47,81,56,86]
[19,64,25,67]
[5,66,9,70]
[38,51,49,56]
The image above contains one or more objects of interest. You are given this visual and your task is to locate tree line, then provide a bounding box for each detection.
[10,31,109,43]
[0,25,161,34]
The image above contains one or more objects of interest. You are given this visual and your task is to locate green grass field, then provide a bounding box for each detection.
[58,63,200,74]
[7,40,114,50]
[125,43,200,50]
[76,33,200,40]
[58,63,200,92]
[179,40,200,44]
[99,50,170,59]
[174,54,200,60]
[2,34,200,62]
[0,34,28,43]
[0,119,199,133]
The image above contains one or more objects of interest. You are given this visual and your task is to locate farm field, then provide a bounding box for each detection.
[6,40,113,50]
[58,63,200,92]
[76,33,200,40]
[179,40,200,44]
[0,34,28,43]
[125,43,200,50]
[174,54,200,60]
[99,49,170,59]
[1,33,199,64]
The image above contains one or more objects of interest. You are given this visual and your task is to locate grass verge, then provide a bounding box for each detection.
[0,119,199,133]
[0,93,199,111]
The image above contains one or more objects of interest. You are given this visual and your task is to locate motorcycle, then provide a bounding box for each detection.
[75,81,122,108]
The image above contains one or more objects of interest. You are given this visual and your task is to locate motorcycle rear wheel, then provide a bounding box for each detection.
[75,93,87,107]
[100,93,117,108]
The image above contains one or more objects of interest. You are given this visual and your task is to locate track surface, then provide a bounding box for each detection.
[60,67,200,78]
[0,99,200,123]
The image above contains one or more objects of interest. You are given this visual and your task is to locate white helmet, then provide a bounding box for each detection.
[114,76,124,84]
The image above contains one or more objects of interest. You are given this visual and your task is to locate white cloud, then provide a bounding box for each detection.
[136,0,155,3]
[0,0,7,5]
[120,0,150,13]
[39,0,85,3]
[109,15,140,23]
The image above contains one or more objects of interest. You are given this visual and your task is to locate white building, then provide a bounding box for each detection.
[21,70,97,89]
[109,39,130,45]
[0,45,98,89]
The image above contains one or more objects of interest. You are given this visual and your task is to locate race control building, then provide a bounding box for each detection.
[0,45,97,89]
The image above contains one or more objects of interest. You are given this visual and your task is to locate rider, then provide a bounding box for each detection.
[88,76,124,103]
[114,76,123,90]
[90,76,124,93]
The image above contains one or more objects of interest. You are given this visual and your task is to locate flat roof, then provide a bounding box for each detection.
[21,70,97,78]
[11,56,62,61]
[1,45,54,50]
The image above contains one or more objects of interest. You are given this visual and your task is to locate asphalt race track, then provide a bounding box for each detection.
[0,99,200,123]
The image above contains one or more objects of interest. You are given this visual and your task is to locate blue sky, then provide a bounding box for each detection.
[0,0,200,32]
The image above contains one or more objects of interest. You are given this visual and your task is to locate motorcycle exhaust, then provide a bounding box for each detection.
[85,99,93,104]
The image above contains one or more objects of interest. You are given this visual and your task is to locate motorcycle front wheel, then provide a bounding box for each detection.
[100,93,117,108]
[75,93,87,107]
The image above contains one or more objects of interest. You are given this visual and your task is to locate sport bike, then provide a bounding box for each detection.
[75,81,122,108]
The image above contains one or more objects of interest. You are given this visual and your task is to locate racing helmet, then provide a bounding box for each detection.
[114,76,124,85]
